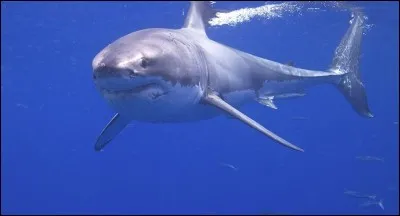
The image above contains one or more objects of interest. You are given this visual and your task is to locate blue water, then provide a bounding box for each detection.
[1,1,398,214]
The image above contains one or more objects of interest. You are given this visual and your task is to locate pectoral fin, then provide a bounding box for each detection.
[94,113,130,151]
[204,93,304,152]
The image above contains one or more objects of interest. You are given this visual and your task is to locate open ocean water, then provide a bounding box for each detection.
[1,1,399,215]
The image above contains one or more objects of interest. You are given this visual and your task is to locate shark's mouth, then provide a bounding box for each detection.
[101,83,157,95]
[100,82,169,100]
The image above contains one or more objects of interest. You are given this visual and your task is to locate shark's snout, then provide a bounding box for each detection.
[92,58,158,94]
[92,60,140,91]
[92,50,138,80]
[92,58,138,81]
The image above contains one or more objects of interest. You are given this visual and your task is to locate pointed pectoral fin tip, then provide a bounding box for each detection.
[205,93,303,152]
[94,113,129,152]
[289,145,304,152]
[360,111,374,118]
[281,137,303,152]
[94,141,107,152]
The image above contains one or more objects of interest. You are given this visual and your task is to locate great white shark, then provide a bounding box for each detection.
[92,2,373,152]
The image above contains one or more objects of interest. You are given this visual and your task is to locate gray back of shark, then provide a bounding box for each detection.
[92,2,373,152]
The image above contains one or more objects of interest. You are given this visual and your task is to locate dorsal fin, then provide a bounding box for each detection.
[183,1,217,35]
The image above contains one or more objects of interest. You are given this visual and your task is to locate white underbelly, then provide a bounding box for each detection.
[106,89,257,123]
[222,89,257,106]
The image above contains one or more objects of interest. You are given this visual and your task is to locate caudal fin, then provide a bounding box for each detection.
[329,9,374,118]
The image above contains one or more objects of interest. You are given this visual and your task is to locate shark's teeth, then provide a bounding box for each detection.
[101,83,158,95]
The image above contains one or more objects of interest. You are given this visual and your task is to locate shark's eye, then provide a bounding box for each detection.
[140,58,149,68]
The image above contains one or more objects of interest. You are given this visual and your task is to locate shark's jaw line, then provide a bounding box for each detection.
[100,82,159,97]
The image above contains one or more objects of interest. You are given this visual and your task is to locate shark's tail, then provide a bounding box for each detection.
[329,9,373,118]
